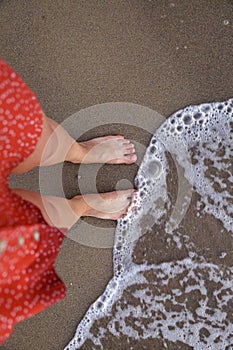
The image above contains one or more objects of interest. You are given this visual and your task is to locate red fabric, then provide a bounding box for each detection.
[0,59,66,344]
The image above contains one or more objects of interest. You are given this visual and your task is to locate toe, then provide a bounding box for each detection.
[124,154,137,164]
[125,143,135,150]
[124,189,136,196]
[115,190,137,218]
[119,206,130,219]
[121,139,131,144]
[125,147,135,155]
[112,203,131,220]
[105,135,125,140]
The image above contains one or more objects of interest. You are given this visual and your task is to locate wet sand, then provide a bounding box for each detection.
[1,1,233,349]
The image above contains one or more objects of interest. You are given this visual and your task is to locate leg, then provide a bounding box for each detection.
[11,113,137,225]
[11,114,79,173]
[47,116,137,165]
[12,188,135,229]
[12,114,137,174]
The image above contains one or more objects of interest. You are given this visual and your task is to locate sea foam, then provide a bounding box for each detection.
[65,98,233,350]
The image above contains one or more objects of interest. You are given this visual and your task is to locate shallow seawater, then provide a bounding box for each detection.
[65,99,233,350]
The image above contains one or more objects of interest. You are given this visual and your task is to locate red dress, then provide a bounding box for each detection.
[0,59,66,344]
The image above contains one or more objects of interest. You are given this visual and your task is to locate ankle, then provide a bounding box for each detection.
[69,195,90,218]
[41,196,80,229]
[65,142,87,163]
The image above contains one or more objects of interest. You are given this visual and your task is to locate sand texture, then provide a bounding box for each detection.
[0,1,232,349]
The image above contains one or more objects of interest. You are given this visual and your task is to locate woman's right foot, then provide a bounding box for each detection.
[12,188,136,229]
[70,189,136,220]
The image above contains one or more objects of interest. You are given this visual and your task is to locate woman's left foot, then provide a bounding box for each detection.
[67,135,137,164]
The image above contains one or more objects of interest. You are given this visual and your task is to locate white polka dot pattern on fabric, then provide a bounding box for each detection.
[0,58,67,345]
[0,240,7,253]
[33,231,40,241]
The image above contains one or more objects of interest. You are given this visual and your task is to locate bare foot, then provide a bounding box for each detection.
[71,189,136,220]
[12,188,136,230]
[68,136,137,164]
